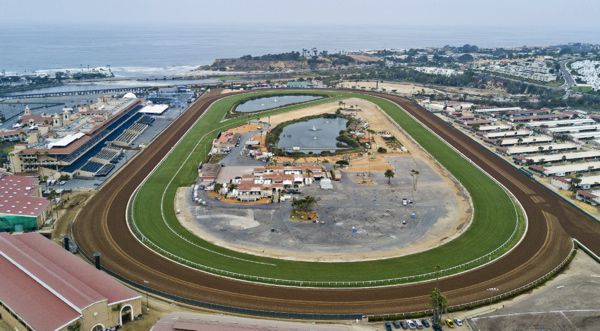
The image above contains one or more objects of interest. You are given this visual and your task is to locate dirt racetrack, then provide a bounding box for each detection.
[72,89,599,316]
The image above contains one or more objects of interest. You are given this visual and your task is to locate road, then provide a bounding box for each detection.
[559,61,576,88]
[72,89,600,316]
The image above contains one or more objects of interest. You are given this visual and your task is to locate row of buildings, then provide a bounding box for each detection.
[199,163,326,202]
[424,101,600,207]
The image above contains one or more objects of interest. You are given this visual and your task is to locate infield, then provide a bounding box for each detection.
[129,90,525,287]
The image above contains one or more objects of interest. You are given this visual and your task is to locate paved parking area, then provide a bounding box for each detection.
[468,251,600,331]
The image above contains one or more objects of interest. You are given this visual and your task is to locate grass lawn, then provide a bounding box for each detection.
[131,90,524,287]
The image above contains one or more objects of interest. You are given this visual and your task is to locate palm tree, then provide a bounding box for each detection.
[410,169,420,191]
[570,177,582,192]
[384,169,395,185]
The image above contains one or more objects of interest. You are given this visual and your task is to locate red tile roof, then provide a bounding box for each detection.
[0,256,79,331]
[0,233,141,330]
[0,174,49,217]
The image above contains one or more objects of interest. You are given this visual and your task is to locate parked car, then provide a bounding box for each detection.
[421,319,431,328]
[432,324,443,331]
[407,320,417,329]
[392,320,401,329]
[445,319,455,328]
[453,318,463,327]
[415,319,423,329]
[400,320,409,329]
[385,321,393,331]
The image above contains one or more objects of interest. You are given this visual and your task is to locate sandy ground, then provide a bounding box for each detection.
[153,312,372,331]
[121,292,376,331]
[48,190,94,241]
[174,97,473,262]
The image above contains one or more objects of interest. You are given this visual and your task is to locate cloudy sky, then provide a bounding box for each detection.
[3,0,600,28]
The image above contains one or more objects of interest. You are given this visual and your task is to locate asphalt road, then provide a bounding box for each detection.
[559,61,576,88]
[72,89,600,316]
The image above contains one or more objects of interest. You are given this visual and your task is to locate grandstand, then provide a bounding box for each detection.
[138,115,155,126]
[92,147,122,164]
[96,164,115,177]
[112,122,148,147]
[79,161,103,174]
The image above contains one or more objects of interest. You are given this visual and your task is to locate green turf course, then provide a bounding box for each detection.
[130,90,525,287]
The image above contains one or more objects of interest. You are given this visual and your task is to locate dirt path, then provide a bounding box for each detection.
[50,190,94,242]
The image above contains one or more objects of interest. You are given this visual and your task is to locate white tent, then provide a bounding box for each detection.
[320,178,333,190]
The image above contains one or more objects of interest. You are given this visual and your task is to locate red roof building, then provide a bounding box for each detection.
[0,173,50,232]
[0,233,142,331]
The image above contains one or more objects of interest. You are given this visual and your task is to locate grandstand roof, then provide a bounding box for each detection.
[47,132,85,149]
[140,104,169,115]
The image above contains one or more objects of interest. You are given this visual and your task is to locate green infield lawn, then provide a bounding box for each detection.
[131,90,525,287]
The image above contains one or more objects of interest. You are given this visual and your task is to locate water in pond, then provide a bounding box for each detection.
[235,95,322,113]
[277,117,349,154]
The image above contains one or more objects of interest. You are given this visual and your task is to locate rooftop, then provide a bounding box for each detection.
[0,173,48,217]
[0,233,140,330]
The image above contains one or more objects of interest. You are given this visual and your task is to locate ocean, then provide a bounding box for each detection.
[1,24,599,78]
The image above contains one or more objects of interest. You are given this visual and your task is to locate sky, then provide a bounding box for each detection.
[3,0,600,28]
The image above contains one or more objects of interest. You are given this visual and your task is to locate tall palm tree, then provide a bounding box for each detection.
[384,169,395,185]
[410,169,420,191]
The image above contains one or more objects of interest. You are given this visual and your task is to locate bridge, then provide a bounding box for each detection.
[1,86,154,100]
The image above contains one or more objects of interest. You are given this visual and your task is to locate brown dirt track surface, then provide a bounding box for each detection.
[72,90,600,316]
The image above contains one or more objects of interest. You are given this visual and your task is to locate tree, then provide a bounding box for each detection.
[292,196,317,213]
[568,177,581,191]
[384,169,395,185]
[213,183,223,193]
[410,169,420,191]
[431,287,448,325]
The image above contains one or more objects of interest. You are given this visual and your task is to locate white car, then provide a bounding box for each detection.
[453,318,463,326]
[407,320,417,329]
